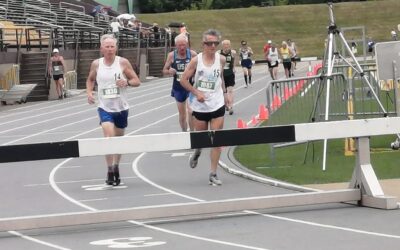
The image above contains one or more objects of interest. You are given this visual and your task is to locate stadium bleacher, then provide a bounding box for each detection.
[0,0,169,102]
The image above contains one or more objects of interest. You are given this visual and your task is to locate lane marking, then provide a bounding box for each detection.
[78,198,108,202]
[144,193,174,197]
[24,176,138,187]
[132,153,203,202]
[127,220,270,250]
[2,94,172,145]
[8,230,71,250]
[245,210,400,239]
[49,158,97,212]
[0,78,170,120]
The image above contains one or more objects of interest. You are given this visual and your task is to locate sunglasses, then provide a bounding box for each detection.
[203,41,220,46]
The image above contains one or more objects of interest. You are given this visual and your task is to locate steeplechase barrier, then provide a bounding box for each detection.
[0,117,399,231]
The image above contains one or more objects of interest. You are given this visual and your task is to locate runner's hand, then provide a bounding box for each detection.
[87,93,95,104]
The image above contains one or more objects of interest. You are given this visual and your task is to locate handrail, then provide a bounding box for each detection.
[72,19,104,31]
[24,13,54,24]
[0,6,6,17]
[26,0,51,12]
[24,4,57,22]
[66,9,93,24]
[59,2,85,14]
[25,18,63,29]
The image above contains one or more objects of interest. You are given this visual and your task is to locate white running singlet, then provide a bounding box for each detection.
[96,56,129,112]
[190,52,224,112]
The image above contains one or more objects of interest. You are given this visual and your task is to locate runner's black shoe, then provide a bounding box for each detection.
[113,168,121,186]
[189,149,202,168]
[106,172,114,185]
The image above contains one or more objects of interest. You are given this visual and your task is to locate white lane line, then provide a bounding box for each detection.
[24,176,138,187]
[0,78,170,120]
[144,193,174,197]
[8,230,71,250]
[245,210,400,239]
[49,158,97,212]
[3,94,172,145]
[78,198,108,202]
[59,165,82,169]
[1,91,171,142]
[48,157,271,249]
[132,153,203,202]
[0,107,96,136]
[128,220,270,250]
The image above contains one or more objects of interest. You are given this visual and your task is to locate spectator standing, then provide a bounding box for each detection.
[110,19,121,38]
[263,39,272,55]
[367,38,375,54]
[351,40,358,54]
[391,29,398,41]
[48,48,66,99]
[86,34,141,186]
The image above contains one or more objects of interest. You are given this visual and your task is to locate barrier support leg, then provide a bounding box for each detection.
[349,137,398,209]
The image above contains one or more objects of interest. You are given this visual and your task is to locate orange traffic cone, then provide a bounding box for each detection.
[258,104,269,120]
[237,119,247,129]
[283,87,291,101]
[271,95,282,110]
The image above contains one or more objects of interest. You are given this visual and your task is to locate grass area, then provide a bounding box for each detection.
[239,72,400,185]
[137,0,400,60]
[234,136,400,185]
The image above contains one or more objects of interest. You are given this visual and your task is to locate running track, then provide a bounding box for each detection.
[0,63,399,250]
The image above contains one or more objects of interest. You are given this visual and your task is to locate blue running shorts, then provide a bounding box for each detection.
[98,108,129,129]
[171,88,189,103]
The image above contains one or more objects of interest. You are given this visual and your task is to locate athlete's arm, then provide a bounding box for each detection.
[180,56,204,102]
[60,56,66,71]
[220,55,227,93]
[120,57,140,87]
[86,59,98,104]
[162,52,176,76]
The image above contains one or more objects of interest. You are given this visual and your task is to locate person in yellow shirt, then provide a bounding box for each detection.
[279,41,295,78]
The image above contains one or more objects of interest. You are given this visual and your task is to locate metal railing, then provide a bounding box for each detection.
[265,63,397,127]
[24,4,57,22]
[59,2,85,14]
[0,27,24,55]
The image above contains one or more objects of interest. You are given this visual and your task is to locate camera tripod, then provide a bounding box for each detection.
[311,2,388,170]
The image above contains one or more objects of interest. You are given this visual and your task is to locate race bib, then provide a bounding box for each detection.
[176,72,183,82]
[54,66,60,71]
[282,54,289,59]
[102,86,120,99]
[197,79,216,92]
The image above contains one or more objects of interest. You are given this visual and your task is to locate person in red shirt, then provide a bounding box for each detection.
[263,40,272,54]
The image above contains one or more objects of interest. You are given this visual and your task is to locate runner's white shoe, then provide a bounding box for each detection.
[209,173,222,186]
